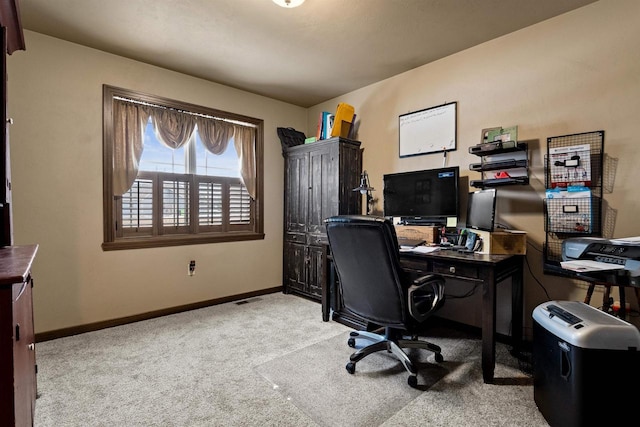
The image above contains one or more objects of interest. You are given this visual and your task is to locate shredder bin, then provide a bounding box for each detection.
[532,300,640,427]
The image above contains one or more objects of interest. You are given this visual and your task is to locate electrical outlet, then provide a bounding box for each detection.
[188,260,196,276]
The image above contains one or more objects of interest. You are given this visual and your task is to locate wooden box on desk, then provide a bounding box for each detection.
[474,230,527,255]
[394,225,440,244]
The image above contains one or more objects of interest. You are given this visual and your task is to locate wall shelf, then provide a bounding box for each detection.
[469,141,529,189]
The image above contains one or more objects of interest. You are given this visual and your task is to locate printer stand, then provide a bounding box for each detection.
[583,281,640,319]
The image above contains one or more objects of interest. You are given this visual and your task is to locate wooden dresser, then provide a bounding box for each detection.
[0,244,38,426]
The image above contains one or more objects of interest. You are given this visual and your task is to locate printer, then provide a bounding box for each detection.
[562,236,640,278]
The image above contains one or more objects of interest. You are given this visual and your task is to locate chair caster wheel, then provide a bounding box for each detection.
[407,375,418,388]
[434,353,444,363]
[346,362,356,374]
[347,338,356,348]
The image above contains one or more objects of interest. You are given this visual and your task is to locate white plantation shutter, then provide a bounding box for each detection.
[229,183,251,225]
[120,178,153,235]
[119,174,251,236]
[162,178,190,232]
[198,181,223,227]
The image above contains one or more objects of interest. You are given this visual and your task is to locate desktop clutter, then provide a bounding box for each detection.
[441,227,483,253]
[395,224,526,255]
[396,225,481,254]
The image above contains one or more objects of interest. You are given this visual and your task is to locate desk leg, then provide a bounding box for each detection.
[481,269,497,384]
[321,283,330,322]
[511,257,524,354]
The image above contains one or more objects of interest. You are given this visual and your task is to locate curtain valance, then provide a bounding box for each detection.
[112,100,256,199]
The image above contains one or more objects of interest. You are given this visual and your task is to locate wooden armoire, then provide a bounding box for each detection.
[282,137,362,301]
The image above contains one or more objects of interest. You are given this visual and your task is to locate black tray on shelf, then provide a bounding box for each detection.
[469,141,527,156]
[470,176,529,188]
[469,159,528,171]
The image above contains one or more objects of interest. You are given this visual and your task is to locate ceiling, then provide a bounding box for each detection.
[19,0,597,108]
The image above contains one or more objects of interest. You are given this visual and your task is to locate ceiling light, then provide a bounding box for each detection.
[272,0,305,8]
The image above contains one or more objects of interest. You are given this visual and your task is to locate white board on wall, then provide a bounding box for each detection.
[399,102,457,158]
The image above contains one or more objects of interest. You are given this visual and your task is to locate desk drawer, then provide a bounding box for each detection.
[400,258,429,271]
[431,261,479,280]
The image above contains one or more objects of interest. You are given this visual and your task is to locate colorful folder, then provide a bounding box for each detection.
[330,102,355,138]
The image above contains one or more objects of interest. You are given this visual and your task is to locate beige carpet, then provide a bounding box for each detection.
[33,292,548,426]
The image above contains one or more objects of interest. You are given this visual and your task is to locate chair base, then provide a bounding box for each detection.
[346,327,443,388]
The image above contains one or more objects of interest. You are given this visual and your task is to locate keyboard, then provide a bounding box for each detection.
[439,243,466,250]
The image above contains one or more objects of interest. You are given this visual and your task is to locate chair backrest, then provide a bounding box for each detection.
[325,215,408,328]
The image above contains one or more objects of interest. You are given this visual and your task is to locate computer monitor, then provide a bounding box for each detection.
[383,166,459,226]
[466,188,497,232]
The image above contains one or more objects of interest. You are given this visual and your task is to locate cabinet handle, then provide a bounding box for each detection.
[28,343,35,351]
[449,266,456,274]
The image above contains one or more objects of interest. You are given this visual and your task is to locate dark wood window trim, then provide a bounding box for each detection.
[102,85,264,250]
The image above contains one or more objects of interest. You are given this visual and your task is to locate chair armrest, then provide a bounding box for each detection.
[407,274,445,323]
[412,274,440,287]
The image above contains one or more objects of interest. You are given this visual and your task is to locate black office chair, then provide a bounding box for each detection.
[324,215,446,388]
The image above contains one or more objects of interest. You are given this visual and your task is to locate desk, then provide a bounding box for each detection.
[322,249,524,384]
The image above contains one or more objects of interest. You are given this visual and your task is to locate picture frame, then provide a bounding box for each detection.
[481,127,500,144]
[486,125,518,143]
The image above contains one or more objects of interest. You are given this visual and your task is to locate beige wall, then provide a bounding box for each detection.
[8,0,640,336]
[308,0,640,332]
[8,31,305,334]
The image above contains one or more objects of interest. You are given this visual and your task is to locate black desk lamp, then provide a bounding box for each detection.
[353,170,375,215]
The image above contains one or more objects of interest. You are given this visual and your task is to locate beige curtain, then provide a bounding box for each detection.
[196,117,234,154]
[197,117,256,200]
[113,99,256,199]
[113,100,150,196]
[150,108,196,149]
[233,125,257,200]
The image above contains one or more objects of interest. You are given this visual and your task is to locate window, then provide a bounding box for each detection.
[102,85,264,250]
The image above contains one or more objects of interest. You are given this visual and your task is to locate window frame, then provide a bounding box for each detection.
[102,85,264,250]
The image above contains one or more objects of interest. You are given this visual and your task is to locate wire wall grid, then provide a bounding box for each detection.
[543,130,604,268]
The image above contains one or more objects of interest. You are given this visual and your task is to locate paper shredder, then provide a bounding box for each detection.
[532,300,640,427]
